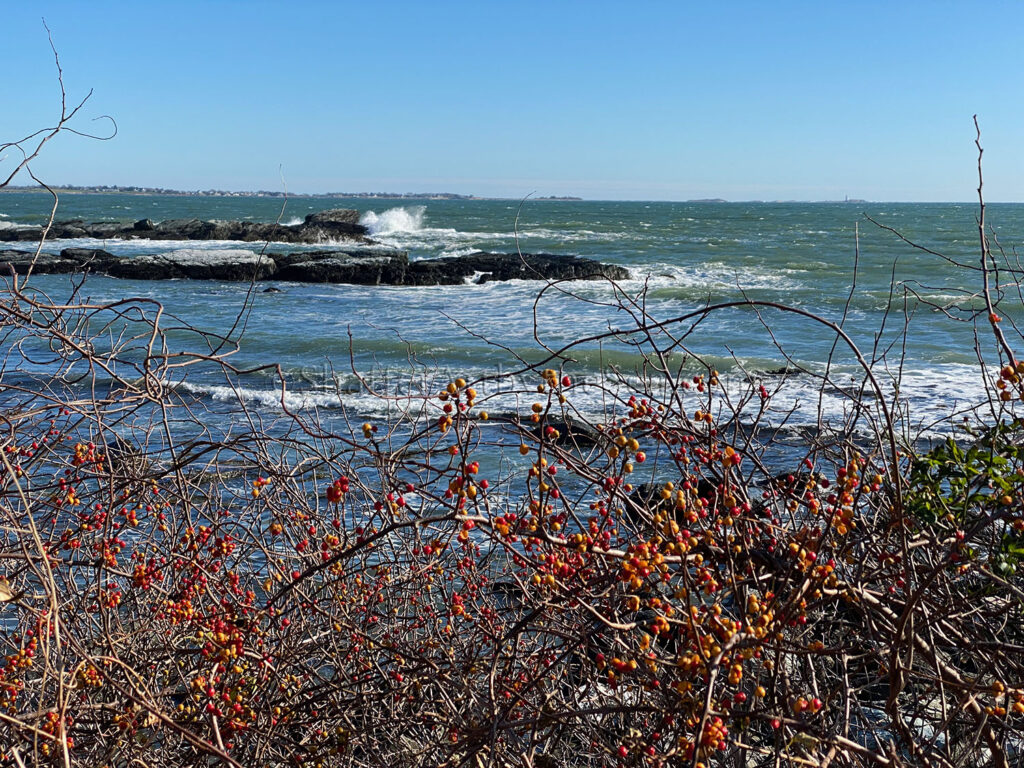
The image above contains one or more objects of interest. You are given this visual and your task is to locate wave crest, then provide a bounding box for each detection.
[360,206,426,236]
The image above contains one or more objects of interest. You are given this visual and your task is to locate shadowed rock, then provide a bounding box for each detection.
[532,414,604,446]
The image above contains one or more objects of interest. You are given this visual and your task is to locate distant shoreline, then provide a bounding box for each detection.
[8,187,1007,204]
[0,185,583,202]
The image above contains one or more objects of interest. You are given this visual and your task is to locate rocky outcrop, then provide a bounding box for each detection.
[0,249,79,274]
[299,209,364,241]
[0,247,629,286]
[107,249,278,281]
[271,251,629,285]
[272,249,410,285]
[0,209,369,244]
[405,252,629,285]
[0,248,119,274]
[60,248,123,271]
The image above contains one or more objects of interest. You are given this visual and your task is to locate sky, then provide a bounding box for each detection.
[3,1,1024,201]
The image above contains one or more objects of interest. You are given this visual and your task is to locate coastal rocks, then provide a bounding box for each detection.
[151,219,226,240]
[479,413,604,448]
[303,210,361,226]
[271,251,629,285]
[107,249,278,281]
[60,248,122,271]
[0,207,632,284]
[272,249,409,285]
[298,210,366,241]
[0,209,370,244]
[405,252,629,285]
[0,249,81,274]
[0,246,628,286]
[531,414,604,446]
[0,247,119,274]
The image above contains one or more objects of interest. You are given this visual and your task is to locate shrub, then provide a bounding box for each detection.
[1,84,1022,768]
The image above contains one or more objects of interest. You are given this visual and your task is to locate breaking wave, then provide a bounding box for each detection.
[361,206,427,236]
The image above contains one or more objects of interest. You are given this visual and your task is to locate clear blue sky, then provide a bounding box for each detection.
[3,1,1024,201]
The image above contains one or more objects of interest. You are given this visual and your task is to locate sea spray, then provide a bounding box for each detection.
[360,205,427,235]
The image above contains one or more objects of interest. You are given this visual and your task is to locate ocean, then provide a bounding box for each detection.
[1,193,1019,446]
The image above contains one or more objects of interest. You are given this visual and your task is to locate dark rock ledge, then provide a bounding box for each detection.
[0,247,629,286]
[0,209,369,244]
[0,207,629,284]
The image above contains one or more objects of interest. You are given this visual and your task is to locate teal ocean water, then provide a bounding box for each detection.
[1,193,1020,439]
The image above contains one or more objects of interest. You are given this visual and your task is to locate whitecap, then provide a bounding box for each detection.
[630,262,802,292]
[360,206,427,236]
[20,237,274,256]
[166,356,1002,443]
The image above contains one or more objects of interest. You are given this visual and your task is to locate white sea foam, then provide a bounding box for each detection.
[365,227,508,259]
[631,262,802,292]
[357,206,636,257]
[22,237,274,256]
[518,228,635,243]
[726,363,991,440]
[174,380,440,417]
[440,246,481,259]
[170,360,997,442]
[361,206,427,236]
[359,206,482,255]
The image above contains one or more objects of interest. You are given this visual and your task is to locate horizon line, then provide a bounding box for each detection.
[0,184,1013,205]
